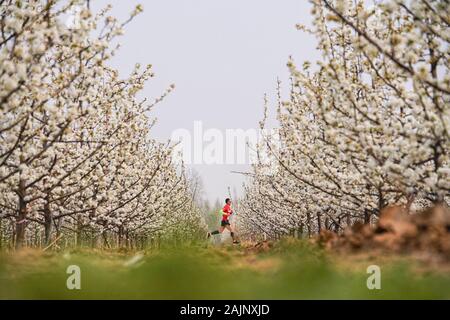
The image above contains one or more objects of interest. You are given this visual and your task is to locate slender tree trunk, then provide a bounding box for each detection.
[91,230,96,248]
[102,231,110,248]
[325,217,330,230]
[55,217,63,240]
[118,226,124,248]
[15,179,27,249]
[317,213,322,233]
[377,188,385,213]
[44,200,53,246]
[364,209,371,224]
[75,217,82,247]
[405,193,416,211]
[11,219,16,249]
[0,218,3,250]
[335,217,341,232]
[306,212,311,237]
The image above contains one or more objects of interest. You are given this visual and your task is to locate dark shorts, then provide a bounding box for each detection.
[221,220,230,227]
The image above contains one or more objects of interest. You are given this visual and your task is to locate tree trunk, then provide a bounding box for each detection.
[55,217,63,238]
[44,200,53,246]
[306,212,311,237]
[118,226,124,248]
[325,217,330,230]
[75,217,82,247]
[91,230,96,248]
[364,209,371,224]
[0,218,3,250]
[15,180,27,249]
[405,193,416,211]
[11,219,16,249]
[317,213,322,233]
[102,231,110,248]
[335,217,341,232]
[377,188,385,213]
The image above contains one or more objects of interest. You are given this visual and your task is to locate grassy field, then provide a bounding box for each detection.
[0,239,449,299]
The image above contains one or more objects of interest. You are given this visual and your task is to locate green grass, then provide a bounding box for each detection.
[0,239,449,299]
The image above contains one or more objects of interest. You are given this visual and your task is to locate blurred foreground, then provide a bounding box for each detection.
[0,240,449,299]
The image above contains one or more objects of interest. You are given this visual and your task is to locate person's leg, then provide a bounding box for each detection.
[210,226,225,235]
[225,225,233,238]
[225,225,239,243]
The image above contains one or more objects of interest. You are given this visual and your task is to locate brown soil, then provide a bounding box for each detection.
[313,205,450,266]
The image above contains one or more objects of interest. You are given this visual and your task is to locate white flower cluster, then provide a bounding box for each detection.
[0,1,205,249]
[237,0,449,239]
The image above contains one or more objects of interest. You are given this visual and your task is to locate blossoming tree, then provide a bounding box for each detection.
[238,0,449,239]
[0,0,205,249]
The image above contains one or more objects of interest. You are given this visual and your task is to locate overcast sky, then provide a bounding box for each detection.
[91,0,317,204]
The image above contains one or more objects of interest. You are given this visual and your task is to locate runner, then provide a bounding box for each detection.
[207,198,240,244]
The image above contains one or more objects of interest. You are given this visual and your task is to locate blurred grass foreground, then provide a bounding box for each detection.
[0,239,449,299]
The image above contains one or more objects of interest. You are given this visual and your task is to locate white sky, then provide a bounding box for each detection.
[91,0,317,204]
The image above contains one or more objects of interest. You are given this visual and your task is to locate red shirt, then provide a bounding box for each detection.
[222,203,232,221]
